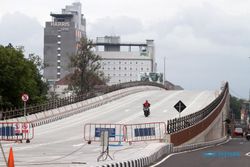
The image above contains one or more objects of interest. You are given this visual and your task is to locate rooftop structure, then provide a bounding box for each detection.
[94,36,157,85]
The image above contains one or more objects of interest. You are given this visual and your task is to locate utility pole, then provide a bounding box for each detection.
[163,56,166,84]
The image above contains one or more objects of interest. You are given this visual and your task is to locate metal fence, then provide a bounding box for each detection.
[124,122,167,142]
[1,81,167,120]
[84,122,167,144]
[84,123,125,143]
[0,122,34,143]
[167,82,229,134]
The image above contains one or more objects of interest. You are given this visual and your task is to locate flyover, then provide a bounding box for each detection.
[0,82,229,167]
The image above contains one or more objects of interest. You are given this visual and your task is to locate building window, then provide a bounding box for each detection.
[125,62,127,64]
[124,74,127,76]
[141,68,143,71]
[136,62,138,64]
[119,67,121,70]
[130,68,132,70]
[119,62,121,64]
[130,74,132,76]
[124,67,127,70]
[113,67,116,70]
[130,62,132,64]
[147,68,149,71]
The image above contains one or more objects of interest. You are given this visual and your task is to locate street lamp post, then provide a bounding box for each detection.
[163,56,166,84]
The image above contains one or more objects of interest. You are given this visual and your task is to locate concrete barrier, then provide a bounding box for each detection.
[173,136,228,152]
[97,143,173,167]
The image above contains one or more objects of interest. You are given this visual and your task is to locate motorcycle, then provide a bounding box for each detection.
[246,133,250,141]
[143,106,150,117]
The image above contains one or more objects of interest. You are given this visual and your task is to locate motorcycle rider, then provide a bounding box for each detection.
[143,100,151,108]
[143,100,151,117]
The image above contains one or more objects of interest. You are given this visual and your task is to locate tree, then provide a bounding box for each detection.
[69,37,107,94]
[230,95,243,120]
[0,44,48,109]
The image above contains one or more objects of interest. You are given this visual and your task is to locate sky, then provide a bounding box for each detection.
[1,0,250,99]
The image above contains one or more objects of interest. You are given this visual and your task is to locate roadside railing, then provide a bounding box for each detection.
[167,82,228,134]
[1,81,167,120]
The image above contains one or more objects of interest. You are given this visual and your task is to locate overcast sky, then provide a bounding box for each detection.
[1,0,250,99]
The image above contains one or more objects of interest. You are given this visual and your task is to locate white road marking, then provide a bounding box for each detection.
[73,143,85,147]
[163,110,167,113]
[245,152,250,156]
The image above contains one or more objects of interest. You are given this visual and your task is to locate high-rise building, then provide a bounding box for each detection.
[94,36,156,85]
[44,2,86,85]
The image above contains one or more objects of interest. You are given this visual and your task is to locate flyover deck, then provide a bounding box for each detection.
[1,89,218,166]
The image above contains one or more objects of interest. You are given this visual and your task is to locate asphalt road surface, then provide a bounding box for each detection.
[154,138,250,167]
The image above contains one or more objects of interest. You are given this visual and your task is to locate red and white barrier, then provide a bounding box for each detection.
[0,122,34,142]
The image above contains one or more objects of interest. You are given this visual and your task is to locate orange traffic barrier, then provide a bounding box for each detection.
[8,147,14,167]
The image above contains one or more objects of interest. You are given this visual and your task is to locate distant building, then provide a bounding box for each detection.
[94,36,156,85]
[43,2,86,85]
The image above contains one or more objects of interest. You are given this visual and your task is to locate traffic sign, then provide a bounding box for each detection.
[174,100,186,113]
[21,94,29,102]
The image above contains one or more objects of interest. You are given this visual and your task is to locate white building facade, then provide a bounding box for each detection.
[94,36,156,85]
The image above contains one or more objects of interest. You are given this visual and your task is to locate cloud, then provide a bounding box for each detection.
[87,16,143,38]
[0,12,43,57]
[152,3,250,47]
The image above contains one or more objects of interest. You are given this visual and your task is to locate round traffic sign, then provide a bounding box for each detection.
[21,94,29,102]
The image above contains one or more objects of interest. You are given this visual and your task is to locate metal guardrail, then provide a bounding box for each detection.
[167,82,228,134]
[1,81,166,120]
